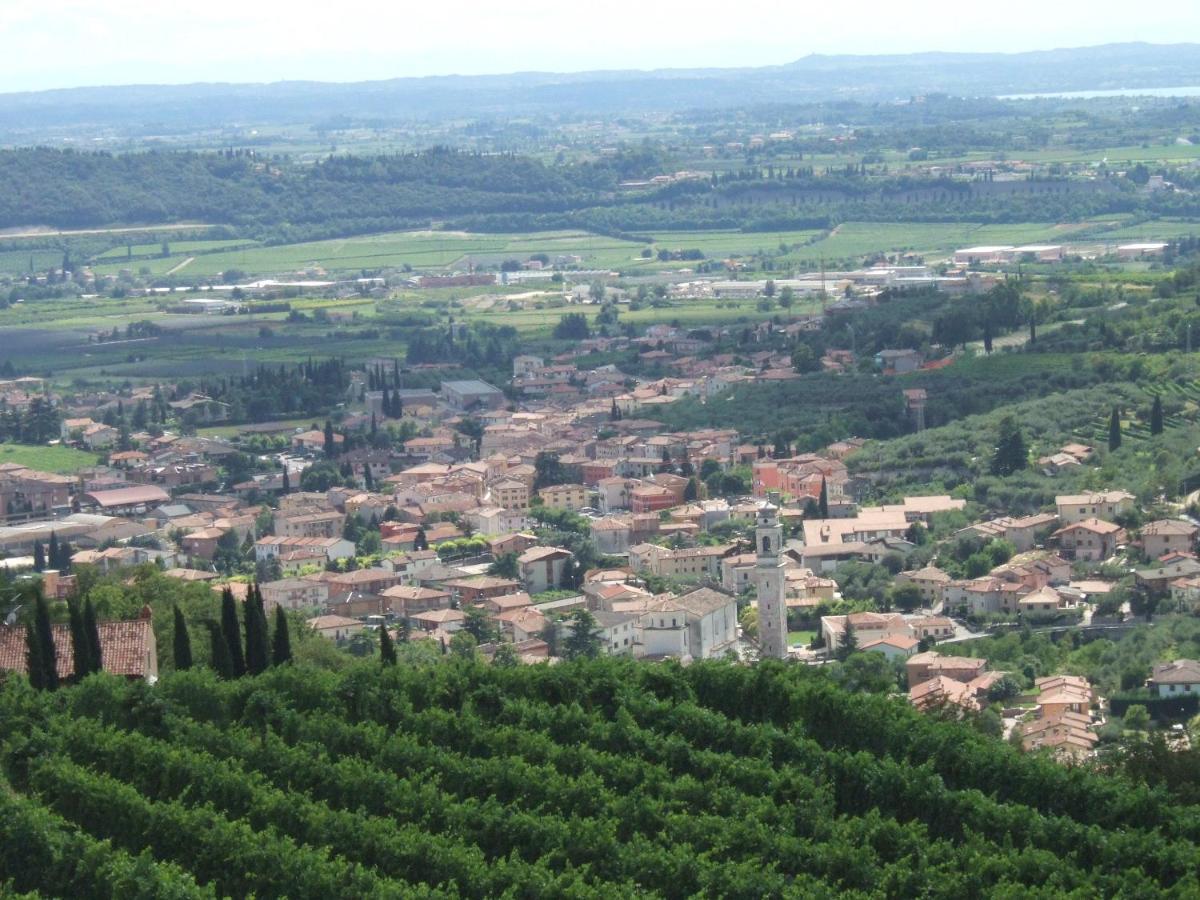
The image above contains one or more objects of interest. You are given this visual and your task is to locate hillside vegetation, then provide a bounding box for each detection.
[2,658,1199,897]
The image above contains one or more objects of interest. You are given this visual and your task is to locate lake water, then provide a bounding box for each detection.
[1000,86,1200,100]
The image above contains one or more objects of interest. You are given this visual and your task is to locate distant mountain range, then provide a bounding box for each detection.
[3,42,1200,132]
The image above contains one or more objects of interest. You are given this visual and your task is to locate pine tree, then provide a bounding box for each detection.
[220,588,246,677]
[83,598,102,675]
[818,477,829,519]
[990,415,1028,476]
[32,540,45,573]
[173,606,193,670]
[380,625,397,665]
[208,622,234,678]
[1108,407,1122,452]
[67,596,91,681]
[271,605,292,665]
[1151,394,1164,436]
[32,595,58,690]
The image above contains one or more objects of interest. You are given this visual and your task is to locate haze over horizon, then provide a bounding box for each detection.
[4,0,1200,94]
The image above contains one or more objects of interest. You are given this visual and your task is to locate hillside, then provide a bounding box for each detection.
[3,43,1199,128]
[2,658,1198,897]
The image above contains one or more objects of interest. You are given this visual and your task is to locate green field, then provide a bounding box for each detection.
[788,630,816,646]
[95,239,261,259]
[0,443,99,473]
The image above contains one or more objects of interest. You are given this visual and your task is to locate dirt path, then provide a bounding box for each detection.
[165,256,195,275]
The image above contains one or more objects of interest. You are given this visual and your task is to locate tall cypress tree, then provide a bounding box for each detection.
[1108,407,1122,452]
[220,588,246,677]
[83,598,102,675]
[271,605,292,666]
[324,420,337,458]
[208,622,234,679]
[281,467,291,494]
[25,624,45,691]
[1150,395,1164,436]
[32,540,45,573]
[818,477,829,519]
[380,625,397,666]
[32,595,58,690]
[173,606,193,670]
[48,531,59,570]
[67,596,91,681]
[245,585,269,676]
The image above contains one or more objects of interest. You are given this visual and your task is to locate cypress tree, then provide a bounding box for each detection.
[364,465,374,491]
[220,588,246,677]
[282,467,291,494]
[1151,395,1164,436]
[48,531,59,570]
[173,605,193,670]
[208,622,234,679]
[32,595,58,690]
[271,605,292,665]
[32,540,45,573]
[67,596,91,681]
[245,584,270,675]
[381,387,392,417]
[25,624,44,690]
[818,477,829,519]
[413,527,428,551]
[83,598,102,675]
[324,420,337,458]
[380,626,397,666]
[1108,407,1122,452]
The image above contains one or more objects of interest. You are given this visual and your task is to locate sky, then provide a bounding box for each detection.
[3,0,1200,93]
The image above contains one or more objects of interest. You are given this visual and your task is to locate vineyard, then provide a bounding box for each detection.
[2,659,1199,897]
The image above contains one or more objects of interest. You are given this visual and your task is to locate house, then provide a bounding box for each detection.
[1020,711,1098,761]
[895,566,951,606]
[858,634,921,659]
[1149,659,1200,698]
[538,483,590,511]
[1055,491,1135,525]
[591,516,633,554]
[1135,556,1200,594]
[80,422,119,450]
[673,587,739,659]
[0,606,158,682]
[1035,675,1093,717]
[255,536,356,563]
[381,584,452,618]
[180,526,228,561]
[821,612,912,653]
[592,610,639,656]
[292,429,344,454]
[488,479,530,510]
[260,577,330,612]
[874,349,922,375]
[1140,520,1199,560]
[410,608,465,633]
[1053,518,1124,561]
[906,651,987,687]
[441,575,522,605]
[306,615,364,642]
[517,546,573,594]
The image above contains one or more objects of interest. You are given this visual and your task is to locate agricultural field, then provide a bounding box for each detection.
[0,443,99,473]
[2,658,1197,898]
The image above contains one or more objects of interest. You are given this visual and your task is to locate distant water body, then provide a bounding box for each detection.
[1000,86,1200,100]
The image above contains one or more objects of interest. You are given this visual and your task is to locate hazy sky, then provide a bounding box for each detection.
[3,0,1199,92]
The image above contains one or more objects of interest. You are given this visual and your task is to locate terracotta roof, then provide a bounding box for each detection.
[0,613,154,680]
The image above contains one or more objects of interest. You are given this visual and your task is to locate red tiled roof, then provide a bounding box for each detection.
[0,614,154,680]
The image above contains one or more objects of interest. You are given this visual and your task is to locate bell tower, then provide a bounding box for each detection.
[756,498,789,660]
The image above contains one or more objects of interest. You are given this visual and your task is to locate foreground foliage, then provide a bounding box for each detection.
[1,658,1198,897]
